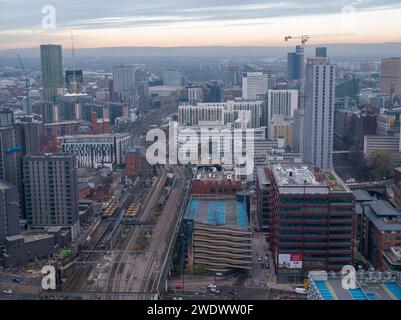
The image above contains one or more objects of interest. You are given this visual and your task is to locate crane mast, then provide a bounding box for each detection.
[17,54,30,113]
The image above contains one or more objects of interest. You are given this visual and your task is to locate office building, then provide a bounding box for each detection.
[268,165,355,283]
[242,72,269,100]
[303,58,336,170]
[178,100,264,128]
[379,58,401,95]
[315,47,327,58]
[287,46,304,81]
[358,200,401,271]
[268,116,294,149]
[23,154,80,240]
[40,44,64,102]
[0,108,14,127]
[266,90,298,126]
[58,133,131,168]
[163,69,185,87]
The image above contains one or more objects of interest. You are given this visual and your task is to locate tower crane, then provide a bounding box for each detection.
[70,31,77,94]
[17,54,30,113]
[284,33,355,46]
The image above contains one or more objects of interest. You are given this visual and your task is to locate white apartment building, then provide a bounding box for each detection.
[178,100,264,128]
[242,72,269,100]
[303,58,335,170]
[58,133,131,168]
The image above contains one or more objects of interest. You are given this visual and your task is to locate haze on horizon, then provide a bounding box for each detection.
[1,0,401,50]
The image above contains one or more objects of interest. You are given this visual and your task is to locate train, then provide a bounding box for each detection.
[101,202,118,219]
[125,201,141,218]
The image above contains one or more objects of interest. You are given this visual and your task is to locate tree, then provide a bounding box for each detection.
[366,149,395,181]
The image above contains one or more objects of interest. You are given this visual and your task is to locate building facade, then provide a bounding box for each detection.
[303,58,336,170]
[23,154,80,240]
[268,165,355,283]
[58,133,131,168]
[40,44,64,102]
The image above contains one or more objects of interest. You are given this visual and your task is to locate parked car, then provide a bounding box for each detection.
[175,284,184,289]
[229,289,237,295]
[12,277,21,283]
[2,289,12,294]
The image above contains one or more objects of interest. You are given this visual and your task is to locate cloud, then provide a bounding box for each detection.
[0,0,400,48]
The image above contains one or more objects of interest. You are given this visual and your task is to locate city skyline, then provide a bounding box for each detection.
[1,1,401,49]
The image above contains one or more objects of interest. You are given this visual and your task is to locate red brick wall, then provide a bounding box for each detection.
[191,180,241,196]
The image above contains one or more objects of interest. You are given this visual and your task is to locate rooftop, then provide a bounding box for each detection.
[194,169,237,182]
[353,189,375,202]
[185,197,248,227]
[270,165,350,195]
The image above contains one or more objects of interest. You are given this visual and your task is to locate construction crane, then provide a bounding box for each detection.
[17,54,30,113]
[70,31,77,94]
[284,33,354,46]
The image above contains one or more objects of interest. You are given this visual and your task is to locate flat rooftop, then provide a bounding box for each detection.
[271,165,350,194]
[194,170,237,182]
[353,189,375,202]
[185,197,248,227]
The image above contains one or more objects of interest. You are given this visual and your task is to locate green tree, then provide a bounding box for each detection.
[366,149,395,180]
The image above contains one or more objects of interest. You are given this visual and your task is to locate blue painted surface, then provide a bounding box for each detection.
[366,293,377,300]
[186,198,199,219]
[236,201,248,226]
[349,288,367,300]
[207,201,226,225]
[315,280,334,300]
[385,281,401,300]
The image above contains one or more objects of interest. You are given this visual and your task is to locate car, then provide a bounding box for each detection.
[257,256,262,262]
[232,296,240,300]
[173,297,183,300]
[229,289,237,295]
[175,284,184,289]
[12,277,21,283]
[2,289,12,294]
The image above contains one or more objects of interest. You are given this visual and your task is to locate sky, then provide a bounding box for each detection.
[0,0,401,49]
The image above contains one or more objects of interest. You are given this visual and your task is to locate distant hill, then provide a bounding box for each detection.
[1,43,400,60]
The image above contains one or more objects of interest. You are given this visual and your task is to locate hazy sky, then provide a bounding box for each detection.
[1,0,401,49]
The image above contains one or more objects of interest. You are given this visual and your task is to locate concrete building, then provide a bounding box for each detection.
[178,100,264,128]
[113,66,135,96]
[163,69,185,87]
[0,181,21,244]
[268,116,294,149]
[379,58,401,95]
[267,165,355,283]
[0,108,14,127]
[363,134,400,160]
[242,72,269,100]
[287,46,304,81]
[315,47,327,58]
[266,90,298,127]
[358,200,401,271]
[183,187,252,275]
[303,58,336,170]
[58,133,131,168]
[23,154,80,240]
[40,44,64,102]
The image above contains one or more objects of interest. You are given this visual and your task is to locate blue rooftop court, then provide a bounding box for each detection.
[349,288,368,300]
[185,197,249,227]
[315,281,335,300]
[384,281,401,300]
